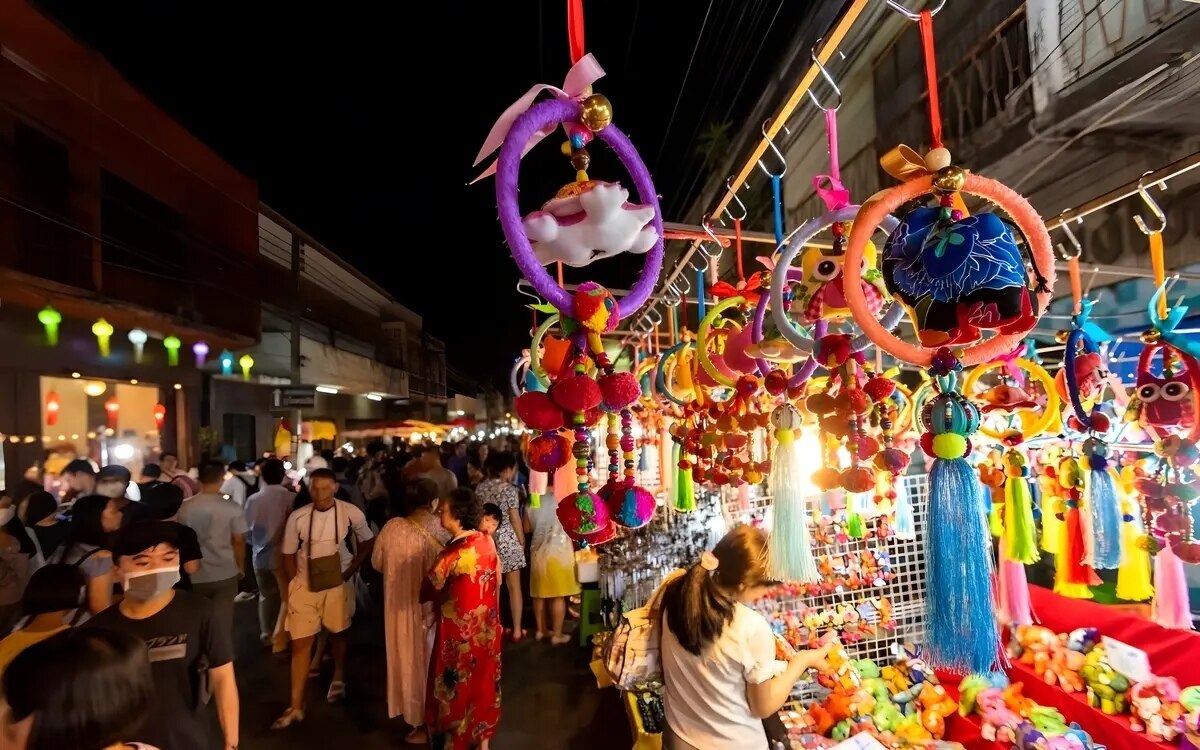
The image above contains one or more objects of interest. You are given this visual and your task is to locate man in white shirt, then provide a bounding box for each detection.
[272,468,374,728]
[219,461,259,507]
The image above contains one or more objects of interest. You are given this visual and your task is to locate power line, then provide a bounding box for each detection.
[651,0,716,173]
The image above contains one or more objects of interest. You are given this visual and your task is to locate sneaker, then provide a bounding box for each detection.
[234,592,257,603]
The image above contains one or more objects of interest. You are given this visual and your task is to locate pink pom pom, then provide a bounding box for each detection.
[515,391,564,432]
[557,488,611,539]
[550,372,602,413]
[599,481,656,529]
[598,372,641,411]
[527,433,571,473]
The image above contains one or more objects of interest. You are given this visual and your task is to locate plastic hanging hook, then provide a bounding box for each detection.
[756,119,789,178]
[645,307,663,326]
[723,178,748,221]
[885,0,947,20]
[1056,214,1083,260]
[805,40,844,112]
[1133,172,1167,235]
[662,283,681,307]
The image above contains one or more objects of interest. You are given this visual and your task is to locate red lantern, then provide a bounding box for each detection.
[45,391,60,426]
[153,403,166,431]
[104,396,119,429]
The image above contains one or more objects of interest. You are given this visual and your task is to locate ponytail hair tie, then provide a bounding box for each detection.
[700,551,720,572]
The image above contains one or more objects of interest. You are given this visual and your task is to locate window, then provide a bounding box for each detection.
[100,171,190,283]
[222,413,256,461]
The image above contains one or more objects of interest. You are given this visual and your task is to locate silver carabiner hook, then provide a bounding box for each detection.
[805,40,844,112]
[756,119,789,178]
[1056,213,1083,261]
[1133,172,1167,235]
[724,178,748,222]
[885,0,947,20]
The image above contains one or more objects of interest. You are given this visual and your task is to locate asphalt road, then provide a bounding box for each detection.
[231,593,628,749]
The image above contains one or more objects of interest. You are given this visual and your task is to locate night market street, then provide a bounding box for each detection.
[232,592,626,749]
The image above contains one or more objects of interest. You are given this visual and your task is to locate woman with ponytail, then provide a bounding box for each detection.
[660,525,832,749]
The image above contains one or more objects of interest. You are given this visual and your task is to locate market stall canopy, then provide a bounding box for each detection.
[341,420,445,440]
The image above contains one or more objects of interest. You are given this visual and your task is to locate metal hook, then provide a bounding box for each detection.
[689,255,709,273]
[885,0,947,20]
[756,119,789,178]
[662,284,680,306]
[675,273,692,295]
[699,215,724,259]
[1133,172,1167,234]
[1056,214,1083,260]
[805,40,844,112]
[645,307,663,326]
[723,178,748,221]
[515,279,546,307]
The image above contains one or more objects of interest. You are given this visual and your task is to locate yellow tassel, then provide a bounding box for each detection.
[1116,495,1154,602]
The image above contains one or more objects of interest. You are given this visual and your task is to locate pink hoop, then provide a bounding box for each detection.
[842,173,1055,367]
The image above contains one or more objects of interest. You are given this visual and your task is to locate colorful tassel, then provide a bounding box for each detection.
[1084,440,1121,569]
[998,544,1033,626]
[1004,458,1040,564]
[1116,499,1154,602]
[673,443,695,512]
[921,359,998,675]
[1040,491,1063,555]
[1152,546,1193,630]
[1056,456,1100,591]
[766,406,820,582]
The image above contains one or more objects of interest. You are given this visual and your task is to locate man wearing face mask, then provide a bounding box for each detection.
[87,520,240,750]
[94,465,150,530]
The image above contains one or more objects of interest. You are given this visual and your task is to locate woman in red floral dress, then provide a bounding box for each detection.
[421,488,502,750]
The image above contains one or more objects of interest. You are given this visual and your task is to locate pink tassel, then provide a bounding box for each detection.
[1153,546,1194,630]
[529,470,548,496]
[737,482,751,511]
[998,544,1033,626]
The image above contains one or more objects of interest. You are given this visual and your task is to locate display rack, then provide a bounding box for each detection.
[745,472,930,670]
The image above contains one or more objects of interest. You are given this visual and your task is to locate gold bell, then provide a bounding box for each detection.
[932,165,966,193]
[580,93,613,132]
[1140,328,1162,344]
[1054,330,1070,344]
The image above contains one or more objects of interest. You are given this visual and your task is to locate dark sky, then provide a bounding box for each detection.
[35,1,813,387]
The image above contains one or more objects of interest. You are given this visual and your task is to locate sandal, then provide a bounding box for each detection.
[327,679,346,703]
[271,707,305,729]
[550,634,572,646]
[534,631,546,641]
[404,727,429,745]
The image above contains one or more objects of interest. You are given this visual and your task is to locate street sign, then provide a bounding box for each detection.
[272,386,316,409]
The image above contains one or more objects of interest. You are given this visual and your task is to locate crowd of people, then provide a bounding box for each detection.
[0,437,584,750]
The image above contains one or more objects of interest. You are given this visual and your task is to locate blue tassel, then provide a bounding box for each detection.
[1088,468,1122,569]
[767,437,820,583]
[925,457,999,675]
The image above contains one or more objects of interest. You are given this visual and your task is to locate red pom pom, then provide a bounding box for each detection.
[550,371,602,413]
[764,369,789,395]
[598,371,641,411]
[806,393,835,416]
[845,390,872,416]
[873,448,911,474]
[856,436,880,460]
[919,432,936,458]
[515,391,564,432]
[817,334,852,368]
[863,376,895,403]
[841,466,875,493]
[1090,412,1111,433]
[582,407,603,427]
[573,282,619,333]
[527,433,572,473]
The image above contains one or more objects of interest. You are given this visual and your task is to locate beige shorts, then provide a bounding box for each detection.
[286,577,355,638]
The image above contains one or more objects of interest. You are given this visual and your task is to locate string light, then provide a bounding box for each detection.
[163,335,181,366]
[38,306,61,346]
[91,318,113,357]
[193,341,209,368]
[127,329,148,362]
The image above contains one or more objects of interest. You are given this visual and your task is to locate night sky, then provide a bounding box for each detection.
[35,1,812,387]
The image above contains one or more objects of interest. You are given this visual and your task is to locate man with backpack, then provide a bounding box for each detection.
[220,460,259,507]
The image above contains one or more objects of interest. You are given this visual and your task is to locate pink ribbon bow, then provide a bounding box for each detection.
[995,344,1026,387]
[814,174,851,211]
[470,53,606,183]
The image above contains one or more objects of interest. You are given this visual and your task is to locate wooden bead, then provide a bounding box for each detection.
[924,147,952,171]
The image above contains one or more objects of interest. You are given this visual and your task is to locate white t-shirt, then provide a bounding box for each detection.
[281,500,373,582]
[661,603,786,749]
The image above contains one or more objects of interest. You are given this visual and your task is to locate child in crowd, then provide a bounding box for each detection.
[481,503,504,579]
[0,564,86,675]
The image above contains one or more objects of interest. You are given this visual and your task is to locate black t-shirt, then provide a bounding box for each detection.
[87,590,233,750]
[117,499,152,527]
[171,522,203,591]
[31,522,69,559]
